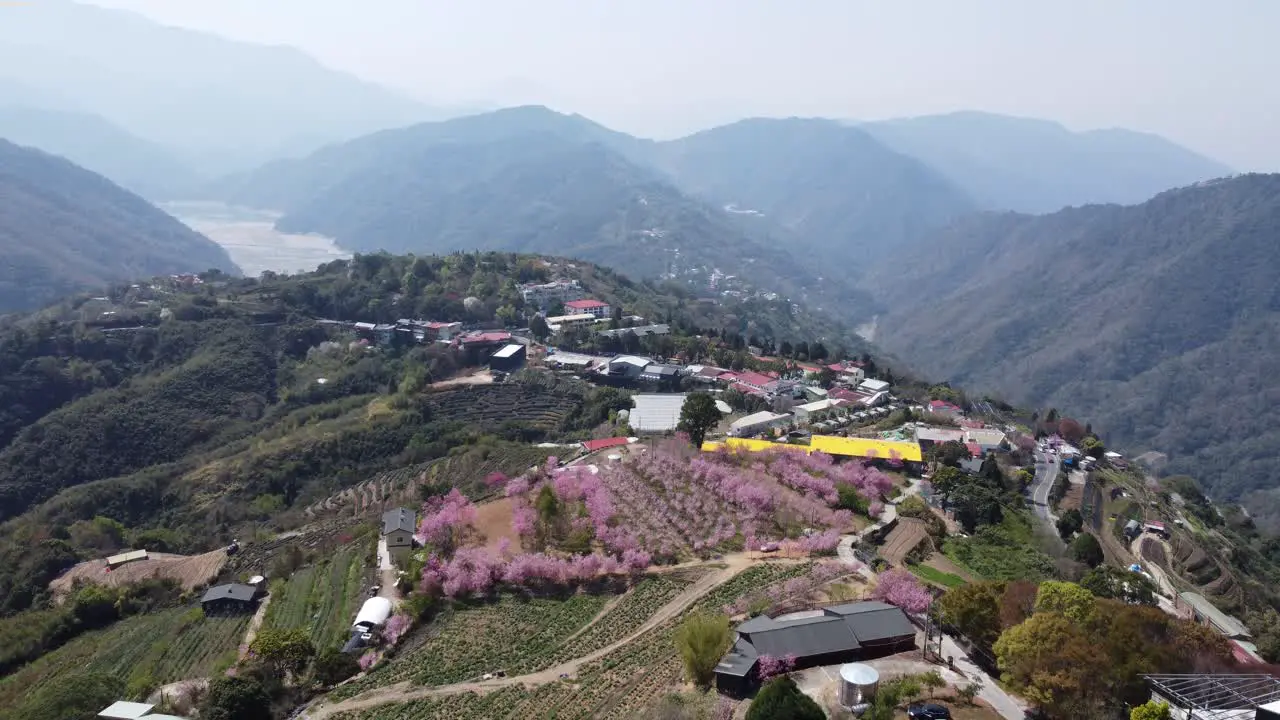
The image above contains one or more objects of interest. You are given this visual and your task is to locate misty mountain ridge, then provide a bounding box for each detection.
[0,0,452,176]
[859,111,1232,213]
[0,104,198,200]
[0,139,238,312]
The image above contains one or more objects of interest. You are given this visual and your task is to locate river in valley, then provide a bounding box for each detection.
[164,201,351,277]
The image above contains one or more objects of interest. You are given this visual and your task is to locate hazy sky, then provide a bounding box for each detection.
[87,0,1278,169]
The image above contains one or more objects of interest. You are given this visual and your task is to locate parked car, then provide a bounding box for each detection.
[906,703,952,719]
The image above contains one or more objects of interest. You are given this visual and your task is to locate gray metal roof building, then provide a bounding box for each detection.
[715,601,915,696]
[200,583,258,604]
[382,507,416,535]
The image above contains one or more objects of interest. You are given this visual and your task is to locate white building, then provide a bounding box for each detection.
[730,411,792,437]
[794,399,846,422]
[520,279,583,308]
[630,394,688,433]
[546,313,598,334]
[858,378,891,394]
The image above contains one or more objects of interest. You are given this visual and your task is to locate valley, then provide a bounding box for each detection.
[164,202,350,277]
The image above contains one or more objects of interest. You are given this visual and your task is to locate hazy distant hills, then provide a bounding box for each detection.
[0,105,198,199]
[0,0,440,177]
[652,118,978,263]
[0,140,238,312]
[225,107,874,323]
[867,174,1280,519]
[860,111,1233,213]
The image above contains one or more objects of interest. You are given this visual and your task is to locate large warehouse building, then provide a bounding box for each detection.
[715,601,916,696]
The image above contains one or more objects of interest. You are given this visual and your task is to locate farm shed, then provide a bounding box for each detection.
[200,583,261,615]
[354,597,394,631]
[99,701,157,719]
[489,343,527,372]
[715,601,915,696]
[106,549,148,568]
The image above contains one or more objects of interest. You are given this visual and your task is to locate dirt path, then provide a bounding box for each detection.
[239,592,273,660]
[303,560,748,718]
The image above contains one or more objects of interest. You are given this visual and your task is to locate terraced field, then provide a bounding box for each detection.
[420,385,581,430]
[305,442,558,518]
[261,541,375,650]
[0,606,248,712]
[329,563,815,720]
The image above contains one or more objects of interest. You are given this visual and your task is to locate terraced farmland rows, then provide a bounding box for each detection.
[305,443,557,519]
[0,607,248,712]
[328,563,815,720]
[263,543,374,651]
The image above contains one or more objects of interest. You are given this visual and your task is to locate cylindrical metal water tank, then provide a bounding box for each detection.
[838,663,879,708]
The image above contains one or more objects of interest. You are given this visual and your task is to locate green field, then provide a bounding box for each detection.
[0,606,248,717]
[261,540,373,651]
[908,563,967,588]
[943,513,1056,582]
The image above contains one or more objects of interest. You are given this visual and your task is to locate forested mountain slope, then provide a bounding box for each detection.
[653,117,977,264]
[861,111,1232,213]
[212,106,878,323]
[868,174,1280,520]
[0,105,197,199]
[0,251,869,617]
[0,140,237,311]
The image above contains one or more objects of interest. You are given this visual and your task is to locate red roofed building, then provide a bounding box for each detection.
[965,442,983,457]
[563,299,612,318]
[736,372,775,390]
[928,400,963,416]
[731,382,768,399]
[581,436,630,453]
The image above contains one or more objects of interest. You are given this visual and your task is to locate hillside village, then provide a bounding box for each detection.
[4,258,1278,720]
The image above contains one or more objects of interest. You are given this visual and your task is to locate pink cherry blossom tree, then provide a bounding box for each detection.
[872,568,932,614]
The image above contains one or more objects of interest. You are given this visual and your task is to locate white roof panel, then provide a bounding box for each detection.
[492,344,523,359]
[98,701,155,719]
[629,394,687,432]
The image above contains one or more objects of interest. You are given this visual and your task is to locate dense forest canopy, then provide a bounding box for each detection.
[867,174,1280,528]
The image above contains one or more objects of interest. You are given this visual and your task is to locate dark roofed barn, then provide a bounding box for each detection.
[200,583,261,615]
[715,601,916,696]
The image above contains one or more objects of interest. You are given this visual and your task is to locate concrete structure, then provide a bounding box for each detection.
[545,313,598,333]
[382,507,416,565]
[715,601,914,696]
[858,378,891,394]
[520,279,583,308]
[838,663,879,708]
[729,410,791,437]
[629,393,688,433]
[563,298,611,318]
[915,426,966,447]
[964,427,1009,452]
[200,583,261,615]
[489,343,527,372]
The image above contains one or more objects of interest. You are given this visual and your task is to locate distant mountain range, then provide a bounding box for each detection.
[0,0,449,177]
[0,140,238,312]
[865,174,1280,525]
[859,111,1233,214]
[0,105,198,199]
[214,106,881,330]
[213,105,1233,288]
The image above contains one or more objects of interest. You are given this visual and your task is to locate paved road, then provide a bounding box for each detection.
[1028,451,1058,522]
[938,632,1026,720]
